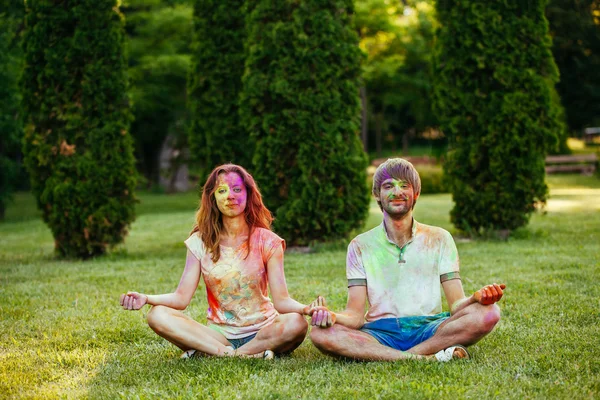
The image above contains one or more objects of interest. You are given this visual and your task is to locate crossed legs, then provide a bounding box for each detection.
[145,302,499,360]
[310,302,500,361]
[146,305,308,357]
[310,324,421,361]
[407,302,500,355]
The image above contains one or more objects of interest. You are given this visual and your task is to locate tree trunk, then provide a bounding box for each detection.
[360,86,368,151]
[403,128,414,156]
[375,113,383,157]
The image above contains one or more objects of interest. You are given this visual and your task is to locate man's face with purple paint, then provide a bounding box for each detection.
[376,178,418,218]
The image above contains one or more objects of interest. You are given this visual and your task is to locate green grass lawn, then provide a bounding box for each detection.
[1,175,599,399]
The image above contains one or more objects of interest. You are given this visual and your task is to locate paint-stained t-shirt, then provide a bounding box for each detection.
[184,228,283,339]
[346,220,459,321]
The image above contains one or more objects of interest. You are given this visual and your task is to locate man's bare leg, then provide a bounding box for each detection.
[146,305,234,356]
[235,313,308,356]
[310,324,425,361]
[407,303,501,356]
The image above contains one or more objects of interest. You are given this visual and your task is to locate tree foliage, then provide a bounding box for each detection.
[356,0,439,153]
[241,0,369,245]
[432,0,561,234]
[0,0,25,219]
[546,0,600,132]
[187,0,249,179]
[122,0,193,184]
[21,0,137,258]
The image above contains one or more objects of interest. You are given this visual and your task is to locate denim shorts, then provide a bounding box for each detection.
[360,312,450,351]
[227,332,258,349]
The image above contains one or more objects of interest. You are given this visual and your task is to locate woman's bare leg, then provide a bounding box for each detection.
[234,313,308,356]
[146,305,233,356]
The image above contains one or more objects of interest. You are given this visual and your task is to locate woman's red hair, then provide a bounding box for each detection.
[191,164,273,263]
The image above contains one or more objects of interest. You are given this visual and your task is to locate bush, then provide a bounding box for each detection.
[241,0,370,245]
[546,0,600,133]
[416,165,447,194]
[432,0,561,234]
[187,0,249,179]
[21,0,137,258]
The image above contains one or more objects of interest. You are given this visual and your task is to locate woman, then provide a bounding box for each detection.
[120,164,318,359]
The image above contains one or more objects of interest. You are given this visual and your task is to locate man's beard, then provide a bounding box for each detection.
[383,198,413,219]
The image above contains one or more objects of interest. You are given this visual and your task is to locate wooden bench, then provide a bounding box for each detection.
[584,127,600,145]
[545,154,598,175]
[371,156,437,168]
[369,154,597,175]
[368,156,438,177]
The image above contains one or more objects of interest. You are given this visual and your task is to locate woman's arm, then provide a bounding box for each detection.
[266,246,309,315]
[120,249,201,311]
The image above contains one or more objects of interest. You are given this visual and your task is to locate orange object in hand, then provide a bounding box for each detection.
[473,283,506,305]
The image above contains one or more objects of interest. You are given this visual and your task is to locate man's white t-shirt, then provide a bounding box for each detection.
[346,220,459,322]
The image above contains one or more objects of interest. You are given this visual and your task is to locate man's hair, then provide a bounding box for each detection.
[372,158,421,210]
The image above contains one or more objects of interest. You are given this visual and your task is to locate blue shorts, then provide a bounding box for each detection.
[227,332,258,349]
[360,312,450,351]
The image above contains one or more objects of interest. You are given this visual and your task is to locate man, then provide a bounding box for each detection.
[309,158,505,362]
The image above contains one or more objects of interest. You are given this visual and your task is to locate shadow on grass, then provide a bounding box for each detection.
[86,344,292,398]
[84,335,476,399]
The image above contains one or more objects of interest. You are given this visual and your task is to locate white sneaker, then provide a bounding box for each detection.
[434,345,470,362]
[180,349,198,359]
[263,350,275,360]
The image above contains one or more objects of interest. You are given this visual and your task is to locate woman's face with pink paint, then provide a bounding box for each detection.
[376,178,418,217]
[214,172,247,218]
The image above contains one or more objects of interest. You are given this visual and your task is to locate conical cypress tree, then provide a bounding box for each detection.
[187,0,249,178]
[21,0,137,258]
[432,0,561,235]
[241,0,369,245]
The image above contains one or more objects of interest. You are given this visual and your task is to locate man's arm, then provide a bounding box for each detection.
[441,279,470,314]
[336,286,368,328]
[311,286,367,329]
[442,279,506,314]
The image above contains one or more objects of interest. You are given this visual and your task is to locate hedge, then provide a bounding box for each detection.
[241,0,370,245]
[432,0,561,234]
